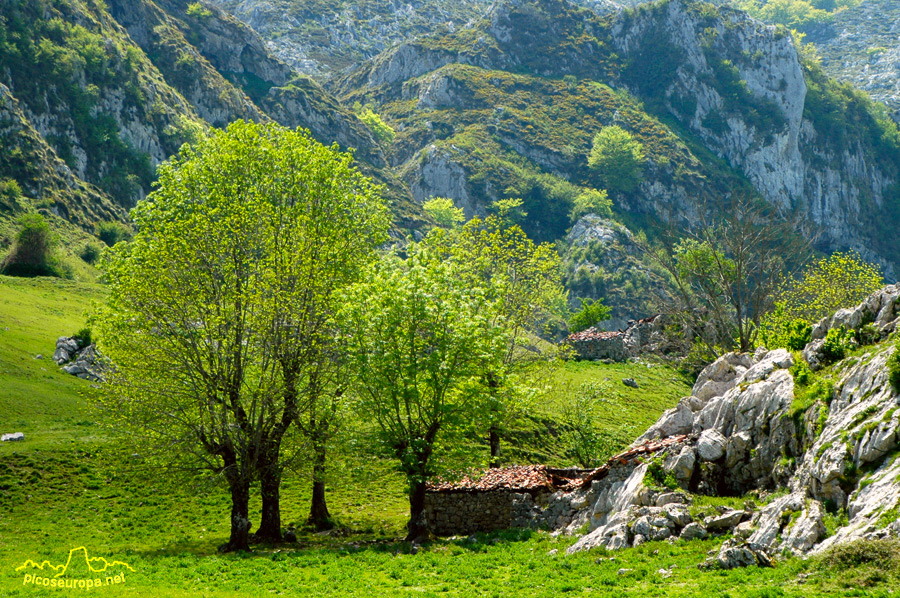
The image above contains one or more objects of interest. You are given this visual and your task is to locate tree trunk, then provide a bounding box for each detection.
[406,480,428,542]
[255,450,283,542]
[489,426,501,468]
[307,438,333,530]
[222,476,252,552]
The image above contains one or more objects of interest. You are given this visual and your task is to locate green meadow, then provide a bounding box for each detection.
[0,276,896,597]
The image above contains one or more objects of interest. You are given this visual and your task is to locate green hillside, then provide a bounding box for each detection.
[0,277,895,596]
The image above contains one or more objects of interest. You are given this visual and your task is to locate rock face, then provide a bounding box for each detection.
[808,0,900,122]
[563,284,900,564]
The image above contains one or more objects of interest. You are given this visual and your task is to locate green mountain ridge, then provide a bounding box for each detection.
[2,0,900,320]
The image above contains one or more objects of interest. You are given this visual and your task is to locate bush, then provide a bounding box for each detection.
[0,178,23,209]
[1,213,66,277]
[79,242,103,264]
[423,197,464,228]
[73,327,92,347]
[96,221,132,247]
[354,104,395,145]
[569,188,612,223]
[568,297,611,334]
[818,539,900,570]
[821,326,852,363]
[888,344,900,395]
[588,125,645,192]
[759,251,883,350]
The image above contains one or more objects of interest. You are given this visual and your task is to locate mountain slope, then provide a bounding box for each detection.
[336,0,900,280]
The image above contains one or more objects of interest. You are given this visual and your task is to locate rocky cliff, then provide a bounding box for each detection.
[339,0,900,279]
[562,283,900,563]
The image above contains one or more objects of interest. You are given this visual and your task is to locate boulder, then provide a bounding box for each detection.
[702,540,773,569]
[635,399,693,443]
[680,522,708,540]
[663,446,696,485]
[697,429,727,462]
[705,509,744,532]
[692,353,753,402]
[802,338,828,371]
[53,336,80,365]
[1,432,24,442]
[623,378,639,389]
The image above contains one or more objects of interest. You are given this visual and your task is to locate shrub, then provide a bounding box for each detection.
[759,251,883,350]
[422,197,464,228]
[79,242,103,264]
[0,178,23,209]
[821,326,852,363]
[569,188,612,223]
[73,327,92,347]
[587,125,644,192]
[1,213,65,277]
[888,345,900,395]
[354,104,395,145]
[818,539,900,570]
[96,221,132,247]
[186,2,212,19]
[568,297,612,334]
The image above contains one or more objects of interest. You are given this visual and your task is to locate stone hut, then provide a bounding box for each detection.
[423,465,594,536]
[566,315,667,361]
[423,435,690,536]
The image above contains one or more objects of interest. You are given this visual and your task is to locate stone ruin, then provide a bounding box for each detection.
[424,437,689,537]
[565,315,671,362]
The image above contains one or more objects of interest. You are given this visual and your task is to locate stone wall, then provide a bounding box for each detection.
[423,491,521,536]
[569,331,627,361]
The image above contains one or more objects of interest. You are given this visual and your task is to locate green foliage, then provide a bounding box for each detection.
[354,103,395,145]
[95,220,132,247]
[569,188,612,223]
[562,382,623,468]
[339,249,507,495]
[185,1,213,19]
[1,213,68,278]
[888,345,900,395]
[73,326,92,347]
[78,242,102,264]
[568,297,612,334]
[822,326,853,363]
[422,197,464,228]
[645,454,680,490]
[733,0,860,29]
[760,251,883,349]
[488,197,528,227]
[0,178,23,210]
[588,125,645,192]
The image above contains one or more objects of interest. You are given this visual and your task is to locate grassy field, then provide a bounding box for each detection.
[0,276,897,596]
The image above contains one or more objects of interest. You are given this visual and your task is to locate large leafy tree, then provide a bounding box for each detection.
[588,125,645,193]
[340,248,506,541]
[96,121,388,550]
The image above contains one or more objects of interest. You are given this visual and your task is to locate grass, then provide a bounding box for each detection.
[1,277,899,596]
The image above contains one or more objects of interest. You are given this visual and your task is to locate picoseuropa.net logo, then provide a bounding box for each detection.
[16,546,135,590]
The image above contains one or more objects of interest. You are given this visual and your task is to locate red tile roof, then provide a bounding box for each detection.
[428,435,691,493]
[566,328,623,342]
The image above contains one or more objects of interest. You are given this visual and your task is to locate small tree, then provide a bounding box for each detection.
[423,197,465,228]
[568,297,612,333]
[1,213,62,277]
[340,249,506,540]
[424,214,569,466]
[95,221,132,247]
[588,126,645,192]
[569,188,612,223]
